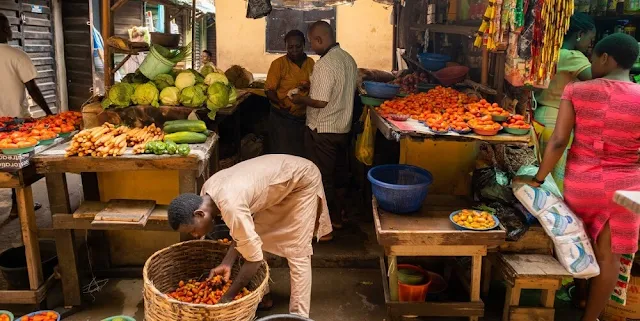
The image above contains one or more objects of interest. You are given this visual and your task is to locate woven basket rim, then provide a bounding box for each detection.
[143,239,270,309]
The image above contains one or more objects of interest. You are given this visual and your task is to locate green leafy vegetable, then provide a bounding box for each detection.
[159,87,180,106]
[165,140,178,154]
[101,83,134,109]
[228,86,238,104]
[175,72,196,90]
[206,82,230,111]
[204,72,229,86]
[132,82,159,107]
[153,74,175,91]
[179,86,207,107]
[177,144,191,156]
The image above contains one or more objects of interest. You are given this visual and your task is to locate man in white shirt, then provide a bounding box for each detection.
[292,21,358,229]
[0,13,53,118]
[0,13,52,217]
[167,155,332,318]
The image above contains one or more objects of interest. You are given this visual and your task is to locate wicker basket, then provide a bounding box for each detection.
[143,240,269,321]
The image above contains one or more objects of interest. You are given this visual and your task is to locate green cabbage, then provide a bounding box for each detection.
[180,86,207,107]
[159,86,180,106]
[206,82,230,111]
[175,72,196,90]
[153,74,174,91]
[199,63,220,77]
[121,71,149,84]
[101,83,134,109]
[204,72,229,86]
[183,69,204,84]
[132,82,159,107]
[228,86,237,104]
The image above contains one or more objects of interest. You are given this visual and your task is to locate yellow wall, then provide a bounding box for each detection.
[215,0,394,73]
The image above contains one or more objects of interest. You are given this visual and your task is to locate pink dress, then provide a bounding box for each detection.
[562,79,640,254]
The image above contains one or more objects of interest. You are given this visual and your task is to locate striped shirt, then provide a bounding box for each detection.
[307,45,358,134]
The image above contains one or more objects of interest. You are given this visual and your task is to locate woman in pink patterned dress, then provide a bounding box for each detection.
[515,33,640,321]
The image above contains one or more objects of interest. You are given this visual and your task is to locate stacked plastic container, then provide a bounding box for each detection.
[513,183,600,278]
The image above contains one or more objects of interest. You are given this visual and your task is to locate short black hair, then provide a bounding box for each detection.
[167,193,202,230]
[566,13,595,37]
[284,29,305,44]
[202,50,212,57]
[594,33,639,69]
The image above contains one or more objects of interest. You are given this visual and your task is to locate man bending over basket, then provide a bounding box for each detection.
[167,154,333,317]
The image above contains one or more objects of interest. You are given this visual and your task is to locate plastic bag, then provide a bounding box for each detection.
[472,167,516,204]
[246,0,272,19]
[355,107,375,166]
[514,165,563,198]
[484,203,529,241]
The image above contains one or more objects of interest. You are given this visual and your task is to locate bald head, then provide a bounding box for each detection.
[308,21,335,55]
[0,13,10,43]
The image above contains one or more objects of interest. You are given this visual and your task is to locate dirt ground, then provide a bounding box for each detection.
[0,175,583,320]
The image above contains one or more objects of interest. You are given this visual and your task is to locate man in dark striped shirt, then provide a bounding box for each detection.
[292,21,358,229]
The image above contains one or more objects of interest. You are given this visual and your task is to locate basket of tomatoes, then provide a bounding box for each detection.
[16,311,59,321]
[450,209,499,231]
[0,132,38,154]
[0,311,14,321]
[502,115,530,135]
[143,240,269,321]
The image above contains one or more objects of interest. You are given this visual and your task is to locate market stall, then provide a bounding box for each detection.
[0,113,82,306]
[32,128,218,307]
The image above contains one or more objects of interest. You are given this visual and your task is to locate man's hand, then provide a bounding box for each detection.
[512,175,542,188]
[209,263,232,281]
[291,94,304,105]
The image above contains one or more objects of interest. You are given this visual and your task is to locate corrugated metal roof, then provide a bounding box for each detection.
[173,0,216,13]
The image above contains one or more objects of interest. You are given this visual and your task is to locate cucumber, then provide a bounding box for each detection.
[163,120,207,134]
[163,131,208,144]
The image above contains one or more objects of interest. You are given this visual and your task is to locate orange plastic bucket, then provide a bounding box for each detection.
[397,264,431,302]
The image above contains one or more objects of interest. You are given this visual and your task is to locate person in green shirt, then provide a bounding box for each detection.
[534,13,595,193]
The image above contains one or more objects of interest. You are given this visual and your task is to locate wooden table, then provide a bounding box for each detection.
[373,196,506,320]
[32,133,219,307]
[0,139,71,305]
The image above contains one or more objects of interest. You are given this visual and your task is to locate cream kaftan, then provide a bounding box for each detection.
[200,154,333,262]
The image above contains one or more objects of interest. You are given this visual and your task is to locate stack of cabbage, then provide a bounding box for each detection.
[101,68,238,120]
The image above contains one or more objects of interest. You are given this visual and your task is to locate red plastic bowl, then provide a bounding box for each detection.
[389,114,410,121]
[433,66,470,86]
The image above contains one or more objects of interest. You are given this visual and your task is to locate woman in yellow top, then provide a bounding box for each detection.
[265,30,315,157]
[534,13,595,193]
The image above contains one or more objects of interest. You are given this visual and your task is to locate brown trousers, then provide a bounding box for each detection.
[304,127,349,221]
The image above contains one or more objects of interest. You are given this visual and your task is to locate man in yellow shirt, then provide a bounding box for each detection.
[265,30,315,157]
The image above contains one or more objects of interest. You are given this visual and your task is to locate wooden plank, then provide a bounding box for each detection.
[388,256,398,301]
[540,289,556,308]
[373,198,505,247]
[55,213,172,231]
[94,199,155,223]
[500,254,570,279]
[0,289,38,304]
[34,154,201,174]
[55,228,82,306]
[509,307,555,321]
[0,171,21,187]
[499,226,553,255]
[502,285,513,321]
[387,245,487,257]
[471,255,482,302]
[16,186,44,289]
[513,278,562,290]
[70,201,170,221]
[45,173,71,215]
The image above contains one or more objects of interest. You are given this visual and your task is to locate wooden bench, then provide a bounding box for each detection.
[494,254,571,321]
